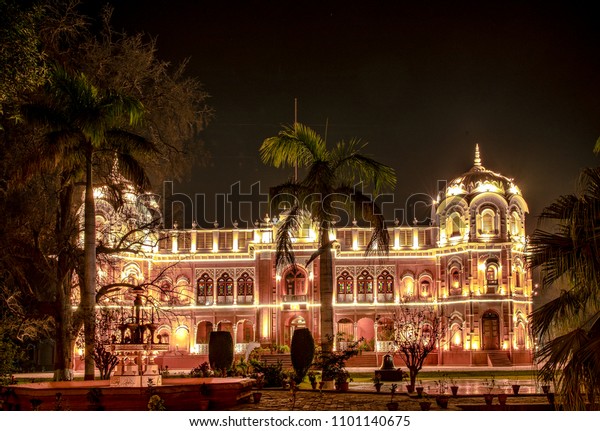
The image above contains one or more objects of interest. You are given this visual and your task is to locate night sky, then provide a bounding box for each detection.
[90,1,600,231]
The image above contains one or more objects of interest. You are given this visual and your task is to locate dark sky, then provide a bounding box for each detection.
[90,0,600,231]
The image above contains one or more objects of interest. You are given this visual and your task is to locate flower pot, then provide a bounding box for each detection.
[253,392,262,404]
[321,380,335,391]
[374,383,383,393]
[484,394,494,406]
[387,401,399,411]
[436,395,450,409]
[498,393,508,406]
[541,385,550,394]
[337,382,349,392]
[419,401,431,411]
[199,399,210,410]
[511,384,520,395]
[450,386,459,396]
[416,386,424,397]
[311,381,318,390]
[406,384,415,394]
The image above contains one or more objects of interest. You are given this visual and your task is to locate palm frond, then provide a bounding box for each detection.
[339,185,390,256]
[274,205,303,272]
[106,129,159,155]
[260,123,327,169]
[331,139,397,194]
[113,152,152,191]
[530,290,584,338]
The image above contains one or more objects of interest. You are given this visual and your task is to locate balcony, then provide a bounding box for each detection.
[282,294,307,303]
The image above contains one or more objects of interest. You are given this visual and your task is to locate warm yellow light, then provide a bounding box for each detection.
[453,332,462,346]
[478,263,486,271]
[502,341,509,350]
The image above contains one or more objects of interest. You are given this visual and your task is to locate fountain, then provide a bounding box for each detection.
[109,287,169,387]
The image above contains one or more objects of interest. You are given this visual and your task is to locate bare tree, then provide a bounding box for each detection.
[392,307,444,388]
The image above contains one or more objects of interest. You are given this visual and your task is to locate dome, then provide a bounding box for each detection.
[445,144,522,198]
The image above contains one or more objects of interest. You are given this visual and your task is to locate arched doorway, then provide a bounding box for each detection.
[236,320,254,343]
[289,315,306,344]
[482,311,500,350]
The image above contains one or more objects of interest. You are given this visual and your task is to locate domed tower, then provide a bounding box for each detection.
[437,144,528,247]
[435,145,532,359]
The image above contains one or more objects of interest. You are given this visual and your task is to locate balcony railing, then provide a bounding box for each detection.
[282,294,308,303]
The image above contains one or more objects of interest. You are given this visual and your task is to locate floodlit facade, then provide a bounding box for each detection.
[92,145,533,367]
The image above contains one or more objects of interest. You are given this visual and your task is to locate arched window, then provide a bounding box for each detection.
[377,271,394,303]
[357,271,374,303]
[159,281,172,303]
[419,279,431,299]
[447,212,463,238]
[449,268,462,295]
[450,323,462,348]
[510,211,522,237]
[175,278,191,305]
[402,275,414,299]
[336,271,354,303]
[481,208,496,235]
[237,273,254,304]
[284,270,306,297]
[516,322,526,348]
[217,273,234,304]
[486,263,499,293]
[196,273,213,305]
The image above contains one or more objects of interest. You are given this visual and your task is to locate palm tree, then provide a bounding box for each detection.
[23,65,155,380]
[528,166,600,409]
[260,123,396,357]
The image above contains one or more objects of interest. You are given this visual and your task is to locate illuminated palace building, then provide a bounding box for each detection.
[95,146,533,368]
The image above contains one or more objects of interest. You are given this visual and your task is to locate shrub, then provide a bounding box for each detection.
[291,328,315,383]
[208,331,233,375]
[250,359,286,387]
[190,361,213,377]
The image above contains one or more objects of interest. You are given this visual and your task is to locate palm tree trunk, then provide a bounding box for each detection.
[53,180,75,381]
[319,227,334,355]
[53,287,75,381]
[83,147,97,380]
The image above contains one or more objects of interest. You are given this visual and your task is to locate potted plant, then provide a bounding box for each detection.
[435,378,450,409]
[387,383,399,410]
[511,381,521,395]
[483,377,496,406]
[419,395,432,411]
[450,377,459,396]
[335,370,352,392]
[372,372,384,393]
[415,380,424,397]
[308,371,318,390]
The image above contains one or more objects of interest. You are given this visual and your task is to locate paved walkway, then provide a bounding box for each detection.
[228,388,554,411]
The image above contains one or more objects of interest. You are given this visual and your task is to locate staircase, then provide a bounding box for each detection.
[487,352,513,367]
[346,352,378,368]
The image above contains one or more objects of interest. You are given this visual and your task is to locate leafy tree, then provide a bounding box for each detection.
[528,166,600,409]
[260,123,396,357]
[0,1,211,381]
[0,0,47,113]
[22,65,153,380]
[391,307,443,389]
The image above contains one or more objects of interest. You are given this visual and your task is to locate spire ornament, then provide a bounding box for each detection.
[474,144,482,167]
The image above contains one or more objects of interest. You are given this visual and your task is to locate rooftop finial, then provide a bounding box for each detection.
[474,143,481,167]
